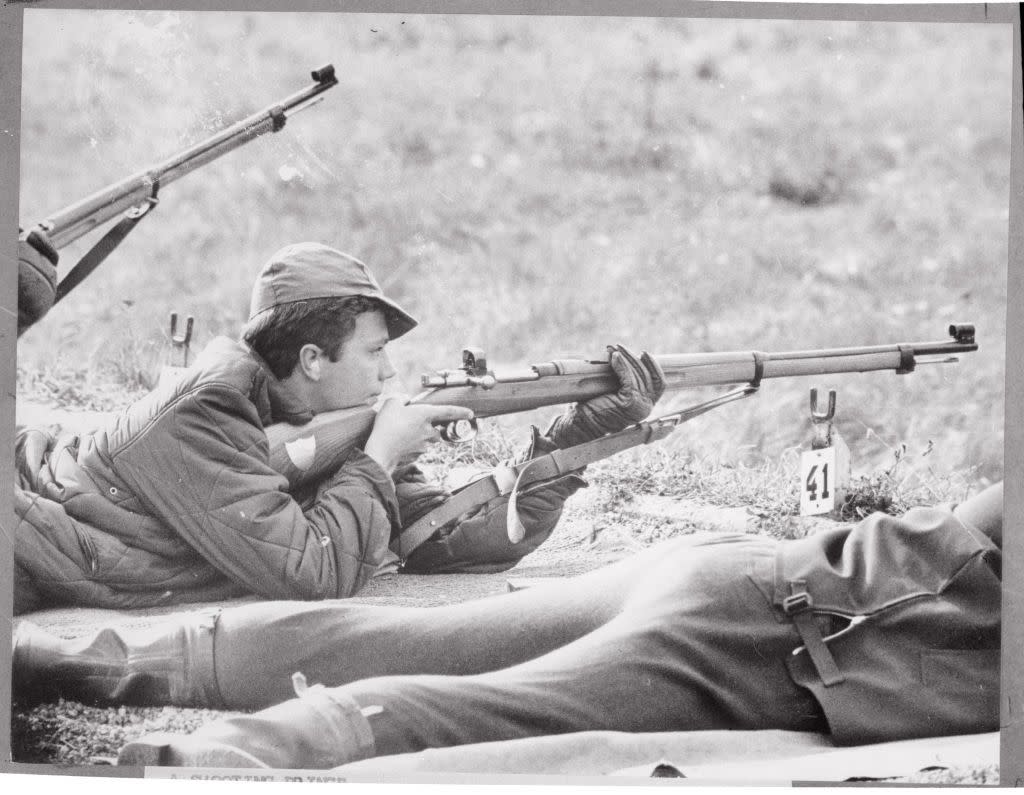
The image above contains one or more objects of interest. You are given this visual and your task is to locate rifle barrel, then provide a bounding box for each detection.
[38,65,338,249]
[413,334,978,418]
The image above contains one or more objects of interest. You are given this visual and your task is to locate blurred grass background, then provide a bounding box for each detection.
[16,10,1011,487]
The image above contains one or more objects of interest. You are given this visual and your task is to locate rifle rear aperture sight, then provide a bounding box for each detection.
[421,347,504,389]
[462,348,488,376]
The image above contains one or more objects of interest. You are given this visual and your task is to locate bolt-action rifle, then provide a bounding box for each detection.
[266,324,978,500]
[19,64,338,330]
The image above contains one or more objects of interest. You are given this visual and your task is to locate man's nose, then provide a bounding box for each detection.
[380,351,397,381]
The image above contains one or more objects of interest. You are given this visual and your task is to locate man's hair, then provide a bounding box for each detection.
[242,295,383,379]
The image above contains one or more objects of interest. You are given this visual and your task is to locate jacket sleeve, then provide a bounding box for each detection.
[400,427,587,574]
[110,383,401,600]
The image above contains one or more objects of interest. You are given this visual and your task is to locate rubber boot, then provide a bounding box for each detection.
[12,614,223,708]
[117,685,375,769]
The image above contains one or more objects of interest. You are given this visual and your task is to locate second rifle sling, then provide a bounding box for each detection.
[55,193,159,304]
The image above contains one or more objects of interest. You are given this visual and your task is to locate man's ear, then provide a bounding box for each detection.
[297,344,324,381]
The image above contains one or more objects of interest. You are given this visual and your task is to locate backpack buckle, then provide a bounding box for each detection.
[783,591,812,615]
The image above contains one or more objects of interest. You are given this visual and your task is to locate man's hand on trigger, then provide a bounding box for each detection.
[364,397,474,474]
[546,344,665,448]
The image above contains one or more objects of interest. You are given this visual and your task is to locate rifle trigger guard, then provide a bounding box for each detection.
[439,417,478,444]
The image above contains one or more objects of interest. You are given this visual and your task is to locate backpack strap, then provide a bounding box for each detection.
[784,581,845,687]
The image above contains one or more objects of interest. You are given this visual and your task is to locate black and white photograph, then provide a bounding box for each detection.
[3,2,1020,786]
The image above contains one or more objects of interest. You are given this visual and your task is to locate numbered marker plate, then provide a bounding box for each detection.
[800,447,837,516]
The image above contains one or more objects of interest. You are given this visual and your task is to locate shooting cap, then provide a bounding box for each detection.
[248,242,417,339]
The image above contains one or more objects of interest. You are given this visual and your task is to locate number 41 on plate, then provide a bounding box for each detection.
[800,438,850,516]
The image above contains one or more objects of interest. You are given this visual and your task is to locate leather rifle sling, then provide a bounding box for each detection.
[390,416,679,560]
[54,190,160,304]
[391,386,761,560]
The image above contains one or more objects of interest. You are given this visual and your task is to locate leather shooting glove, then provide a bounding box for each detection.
[17,229,59,334]
[393,463,450,526]
[545,344,665,449]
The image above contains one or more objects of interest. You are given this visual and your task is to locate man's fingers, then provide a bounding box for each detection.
[608,346,644,393]
[608,345,664,400]
[640,350,666,399]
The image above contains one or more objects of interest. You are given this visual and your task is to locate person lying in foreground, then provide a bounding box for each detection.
[12,482,1002,769]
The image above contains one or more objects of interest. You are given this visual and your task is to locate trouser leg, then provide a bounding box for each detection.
[213,540,678,709]
[13,612,223,707]
[13,537,686,711]
[337,537,825,757]
[134,536,824,767]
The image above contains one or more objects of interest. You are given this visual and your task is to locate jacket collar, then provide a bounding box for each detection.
[245,343,315,426]
[193,337,315,426]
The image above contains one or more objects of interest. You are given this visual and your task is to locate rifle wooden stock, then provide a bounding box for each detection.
[266,325,977,491]
[266,405,378,492]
